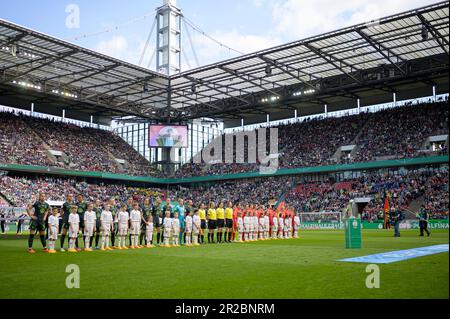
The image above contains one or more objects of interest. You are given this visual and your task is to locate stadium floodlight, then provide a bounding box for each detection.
[12,80,41,91]
[303,89,316,95]
[51,89,78,99]
[270,96,280,102]
[265,64,272,76]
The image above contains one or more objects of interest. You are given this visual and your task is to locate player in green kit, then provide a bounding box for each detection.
[140,198,152,246]
[27,192,50,253]
[109,198,119,248]
[152,197,163,245]
[93,199,103,249]
[76,194,88,251]
[126,197,134,246]
[60,193,74,252]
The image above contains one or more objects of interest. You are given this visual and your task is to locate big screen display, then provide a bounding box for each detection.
[149,125,188,148]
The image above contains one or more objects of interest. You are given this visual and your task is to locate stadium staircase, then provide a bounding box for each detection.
[333,118,370,163]
[21,119,58,165]
[0,192,14,206]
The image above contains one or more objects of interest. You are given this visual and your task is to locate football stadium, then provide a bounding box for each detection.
[0,0,448,302]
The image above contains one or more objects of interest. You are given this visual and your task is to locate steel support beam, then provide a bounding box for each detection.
[418,13,449,55]
[304,43,362,84]
[356,29,407,76]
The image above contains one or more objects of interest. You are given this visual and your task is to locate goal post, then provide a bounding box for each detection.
[299,211,343,229]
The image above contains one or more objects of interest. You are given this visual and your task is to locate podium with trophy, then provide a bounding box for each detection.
[343,198,371,249]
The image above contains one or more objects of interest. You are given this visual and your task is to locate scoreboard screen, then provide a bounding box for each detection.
[149,125,188,148]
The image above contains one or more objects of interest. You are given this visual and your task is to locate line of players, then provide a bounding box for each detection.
[26,192,301,253]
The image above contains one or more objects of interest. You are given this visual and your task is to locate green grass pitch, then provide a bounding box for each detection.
[0,229,448,299]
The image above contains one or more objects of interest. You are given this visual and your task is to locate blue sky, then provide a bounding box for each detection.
[0,0,441,70]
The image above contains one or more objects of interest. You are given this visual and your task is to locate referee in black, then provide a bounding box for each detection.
[418,205,431,237]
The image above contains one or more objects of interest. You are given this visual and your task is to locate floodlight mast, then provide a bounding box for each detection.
[156,0,182,76]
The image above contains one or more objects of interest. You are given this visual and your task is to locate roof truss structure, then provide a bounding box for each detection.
[0,1,448,124]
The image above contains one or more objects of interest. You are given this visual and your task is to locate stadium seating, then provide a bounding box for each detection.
[0,167,447,221]
[0,100,448,179]
[0,175,164,207]
[284,168,449,221]
[175,100,449,177]
[0,112,162,177]
[0,112,54,167]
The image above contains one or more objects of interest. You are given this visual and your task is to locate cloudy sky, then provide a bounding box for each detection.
[0,0,442,71]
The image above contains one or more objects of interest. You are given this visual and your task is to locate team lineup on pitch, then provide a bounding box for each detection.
[26,193,302,253]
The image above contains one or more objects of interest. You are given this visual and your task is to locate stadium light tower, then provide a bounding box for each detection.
[156,0,182,75]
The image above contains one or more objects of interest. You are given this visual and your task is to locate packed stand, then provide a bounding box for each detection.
[354,101,449,162]
[174,100,448,177]
[0,175,164,207]
[284,167,449,221]
[0,112,54,167]
[0,112,163,177]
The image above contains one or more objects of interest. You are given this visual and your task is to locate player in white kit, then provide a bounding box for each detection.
[145,214,154,248]
[172,212,180,246]
[185,210,193,246]
[129,203,142,249]
[264,212,270,240]
[284,214,290,239]
[278,213,284,239]
[252,212,258,241]
[293,213,300,238]
[237,214,244,242]
[100,204,113,251]
[68,206,80,252]
[243,211,251,242]
[117,205,129,250]
[248,212,254,241]
[272,214,278,239]
[192,210,201,246]
[84,203,97,251]
[47,207,59,253]
[259,211,266,240]
[288,212,294,238]
[162,211,172,247]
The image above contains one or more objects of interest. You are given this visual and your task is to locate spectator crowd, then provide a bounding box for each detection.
[175,100,448,177]
[0,167,447,220]
[0,100,448,179]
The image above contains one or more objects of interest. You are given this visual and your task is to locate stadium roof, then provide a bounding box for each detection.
[0,19,170,123]
[0,1,449,126]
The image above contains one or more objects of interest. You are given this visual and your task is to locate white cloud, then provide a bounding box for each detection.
[271,0,439,40]
[95,35,129,60]
[183,30,281,68]
[94,35,152,67]
[92,0,439,71]
[253,0,264,7]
